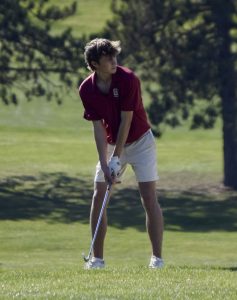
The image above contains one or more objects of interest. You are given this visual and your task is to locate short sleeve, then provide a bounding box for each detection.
[79,87,101,121]
[83,103,101,121]
[120,74,141,111]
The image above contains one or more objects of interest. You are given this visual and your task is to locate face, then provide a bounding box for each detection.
[92,55,117,74]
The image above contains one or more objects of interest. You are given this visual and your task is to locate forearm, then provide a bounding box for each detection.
[93,120,120,184]
[112,111,133,157]
[93,121,108,168]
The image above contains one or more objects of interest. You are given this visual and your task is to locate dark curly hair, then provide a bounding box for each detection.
[84,38,121,71]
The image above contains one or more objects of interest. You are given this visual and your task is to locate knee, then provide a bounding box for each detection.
[92,186,107,208]
[141,195,161,214]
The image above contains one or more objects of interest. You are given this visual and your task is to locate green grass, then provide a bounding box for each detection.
[1,221,237,299]
[1,267,237,300]
[0,98,96,178]
[1,1,237,299]
[49,0,113,36]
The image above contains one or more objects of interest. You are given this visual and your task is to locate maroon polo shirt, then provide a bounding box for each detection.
[79,66,150,144]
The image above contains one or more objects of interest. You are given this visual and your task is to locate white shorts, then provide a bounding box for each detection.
[94,129,159,183]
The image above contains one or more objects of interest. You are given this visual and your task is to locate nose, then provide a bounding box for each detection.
[112,56,117,65]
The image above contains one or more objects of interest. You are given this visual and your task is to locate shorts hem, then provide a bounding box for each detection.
[136,176,159,183]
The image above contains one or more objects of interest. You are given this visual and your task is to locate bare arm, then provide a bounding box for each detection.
[112,111,133,157]
[93,120,115,183]
[92,120,108,170]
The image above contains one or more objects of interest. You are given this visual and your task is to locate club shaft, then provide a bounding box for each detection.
[86,184,111,260]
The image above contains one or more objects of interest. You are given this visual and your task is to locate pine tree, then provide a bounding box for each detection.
[0,0,84,105]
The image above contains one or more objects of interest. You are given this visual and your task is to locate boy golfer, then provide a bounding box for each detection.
[79,38,164,269]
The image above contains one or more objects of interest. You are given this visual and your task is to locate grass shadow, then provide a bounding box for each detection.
[0,173,93,223]
[158,189,237,232]
[0,173,237,232]
[168,265,237,272]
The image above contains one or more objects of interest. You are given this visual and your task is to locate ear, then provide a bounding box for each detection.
[91,60,99,70]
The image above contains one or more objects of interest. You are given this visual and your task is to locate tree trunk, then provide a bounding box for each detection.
[221,71,237,189]
[217,2,237,189]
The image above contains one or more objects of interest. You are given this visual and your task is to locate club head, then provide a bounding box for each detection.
[82,253,90,262]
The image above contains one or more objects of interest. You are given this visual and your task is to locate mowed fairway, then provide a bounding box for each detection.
[1,1,237,299]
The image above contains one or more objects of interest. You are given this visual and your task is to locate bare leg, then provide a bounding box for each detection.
[138,181,163,258]
[90,182,110,259]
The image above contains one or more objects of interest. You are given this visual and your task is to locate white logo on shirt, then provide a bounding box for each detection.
[113,88,119,98]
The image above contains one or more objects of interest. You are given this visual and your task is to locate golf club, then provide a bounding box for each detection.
[83,183,112,262]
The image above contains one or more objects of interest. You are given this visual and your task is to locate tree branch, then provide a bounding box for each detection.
[0,67,78,73]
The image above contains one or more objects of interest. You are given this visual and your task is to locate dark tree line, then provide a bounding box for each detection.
[104,0,237,189]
